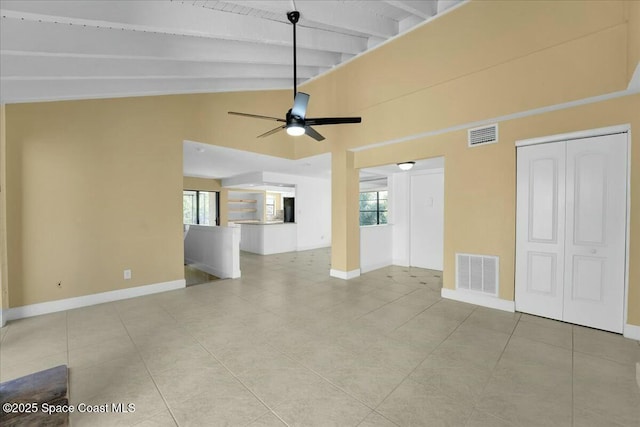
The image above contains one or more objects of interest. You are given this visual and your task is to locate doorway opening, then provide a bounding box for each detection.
[358,157,445,276]
[183,189,221,286]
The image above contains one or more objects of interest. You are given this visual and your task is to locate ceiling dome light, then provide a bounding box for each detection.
[397,161,415,171]
[286,124,305,136]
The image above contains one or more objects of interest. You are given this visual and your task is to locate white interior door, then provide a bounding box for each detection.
[516,132,627,333]
[410,171,444,270]
[515,142,566,320]
[563,134,627,333]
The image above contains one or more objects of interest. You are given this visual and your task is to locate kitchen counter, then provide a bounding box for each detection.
[239,222,297,255]
[240,221,295,225]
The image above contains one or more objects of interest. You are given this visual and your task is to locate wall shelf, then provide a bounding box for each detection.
[227,191,265,223]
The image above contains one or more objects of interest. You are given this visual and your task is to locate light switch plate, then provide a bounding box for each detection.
[124,269,132,280]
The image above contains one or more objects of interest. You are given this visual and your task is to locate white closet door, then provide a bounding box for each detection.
[515,142,566,320]
[563,134,627,333]
[410,171,444,270]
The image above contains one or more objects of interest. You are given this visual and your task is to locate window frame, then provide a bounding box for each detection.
[184,189,220,226]
[359,190,388,226]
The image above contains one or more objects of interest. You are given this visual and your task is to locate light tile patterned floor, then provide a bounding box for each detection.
[1,248,638,426]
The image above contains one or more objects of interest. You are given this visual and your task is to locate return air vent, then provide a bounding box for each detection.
[468,124,498,147]
[456,253,499,296]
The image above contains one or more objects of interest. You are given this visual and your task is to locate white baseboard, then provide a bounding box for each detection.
[297,243,331,252]
[0,308,5,327]
[624,323,640,341]
[5,279,186,322]
[441,288,515,313]
[330,268,361,280]
[360,261,392,274]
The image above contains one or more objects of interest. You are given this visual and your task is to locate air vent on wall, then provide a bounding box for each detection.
[456,253,499,296]
[468,124,498,147]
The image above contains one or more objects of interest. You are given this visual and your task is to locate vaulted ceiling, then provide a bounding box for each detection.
[0,0,462,103]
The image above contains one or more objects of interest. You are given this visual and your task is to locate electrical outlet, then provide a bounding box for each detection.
[124,269,132,280]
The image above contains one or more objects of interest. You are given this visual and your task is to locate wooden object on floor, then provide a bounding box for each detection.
[0,365,69,426]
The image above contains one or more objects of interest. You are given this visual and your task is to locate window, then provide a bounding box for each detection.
[359,191,388,226]
[183,190,219,225]
[266,195,275,216]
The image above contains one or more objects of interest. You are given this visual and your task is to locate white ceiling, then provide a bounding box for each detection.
[185,139,443,186]
[183,140,331,179]
[359,156,444,189]
[360,156,444,177]
[0,0,462,103]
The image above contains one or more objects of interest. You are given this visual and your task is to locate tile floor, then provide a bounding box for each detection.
[1,248,638,426]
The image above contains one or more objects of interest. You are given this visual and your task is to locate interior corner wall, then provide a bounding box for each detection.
[219,189,229,227]
[5,96,191,307]
[354,94,640,326]
[294,176,331,251]
[389,173,410,266]
[627,0,640,81]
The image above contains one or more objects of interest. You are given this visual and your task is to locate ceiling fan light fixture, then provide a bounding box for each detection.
[286,124,305,136]
[397,161,415,171]
[227,11,360,142]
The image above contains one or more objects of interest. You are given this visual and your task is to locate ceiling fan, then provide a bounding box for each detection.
[228,11,362,141]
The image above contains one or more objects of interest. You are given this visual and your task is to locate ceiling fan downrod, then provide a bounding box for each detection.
[226,10,361,142]
[287,11,300,99]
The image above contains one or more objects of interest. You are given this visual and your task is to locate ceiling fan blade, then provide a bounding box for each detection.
[229,112,285,122]
[291,92,310,118]
[305,117,362,126]
[257,125,286,138]
[304,126,325,141]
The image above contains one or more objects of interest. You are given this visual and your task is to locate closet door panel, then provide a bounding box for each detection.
[515,142,566,320]
[563,133,627,333]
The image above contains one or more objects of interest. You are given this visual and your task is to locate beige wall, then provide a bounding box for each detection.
[183,176,222,192]
[4,88,294,307]
[355,94,640,325]
[316,0,639,325]
[3,1,639,330]
[297,0,629,151]
[189,90,297,159]
[5,96,194,306]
